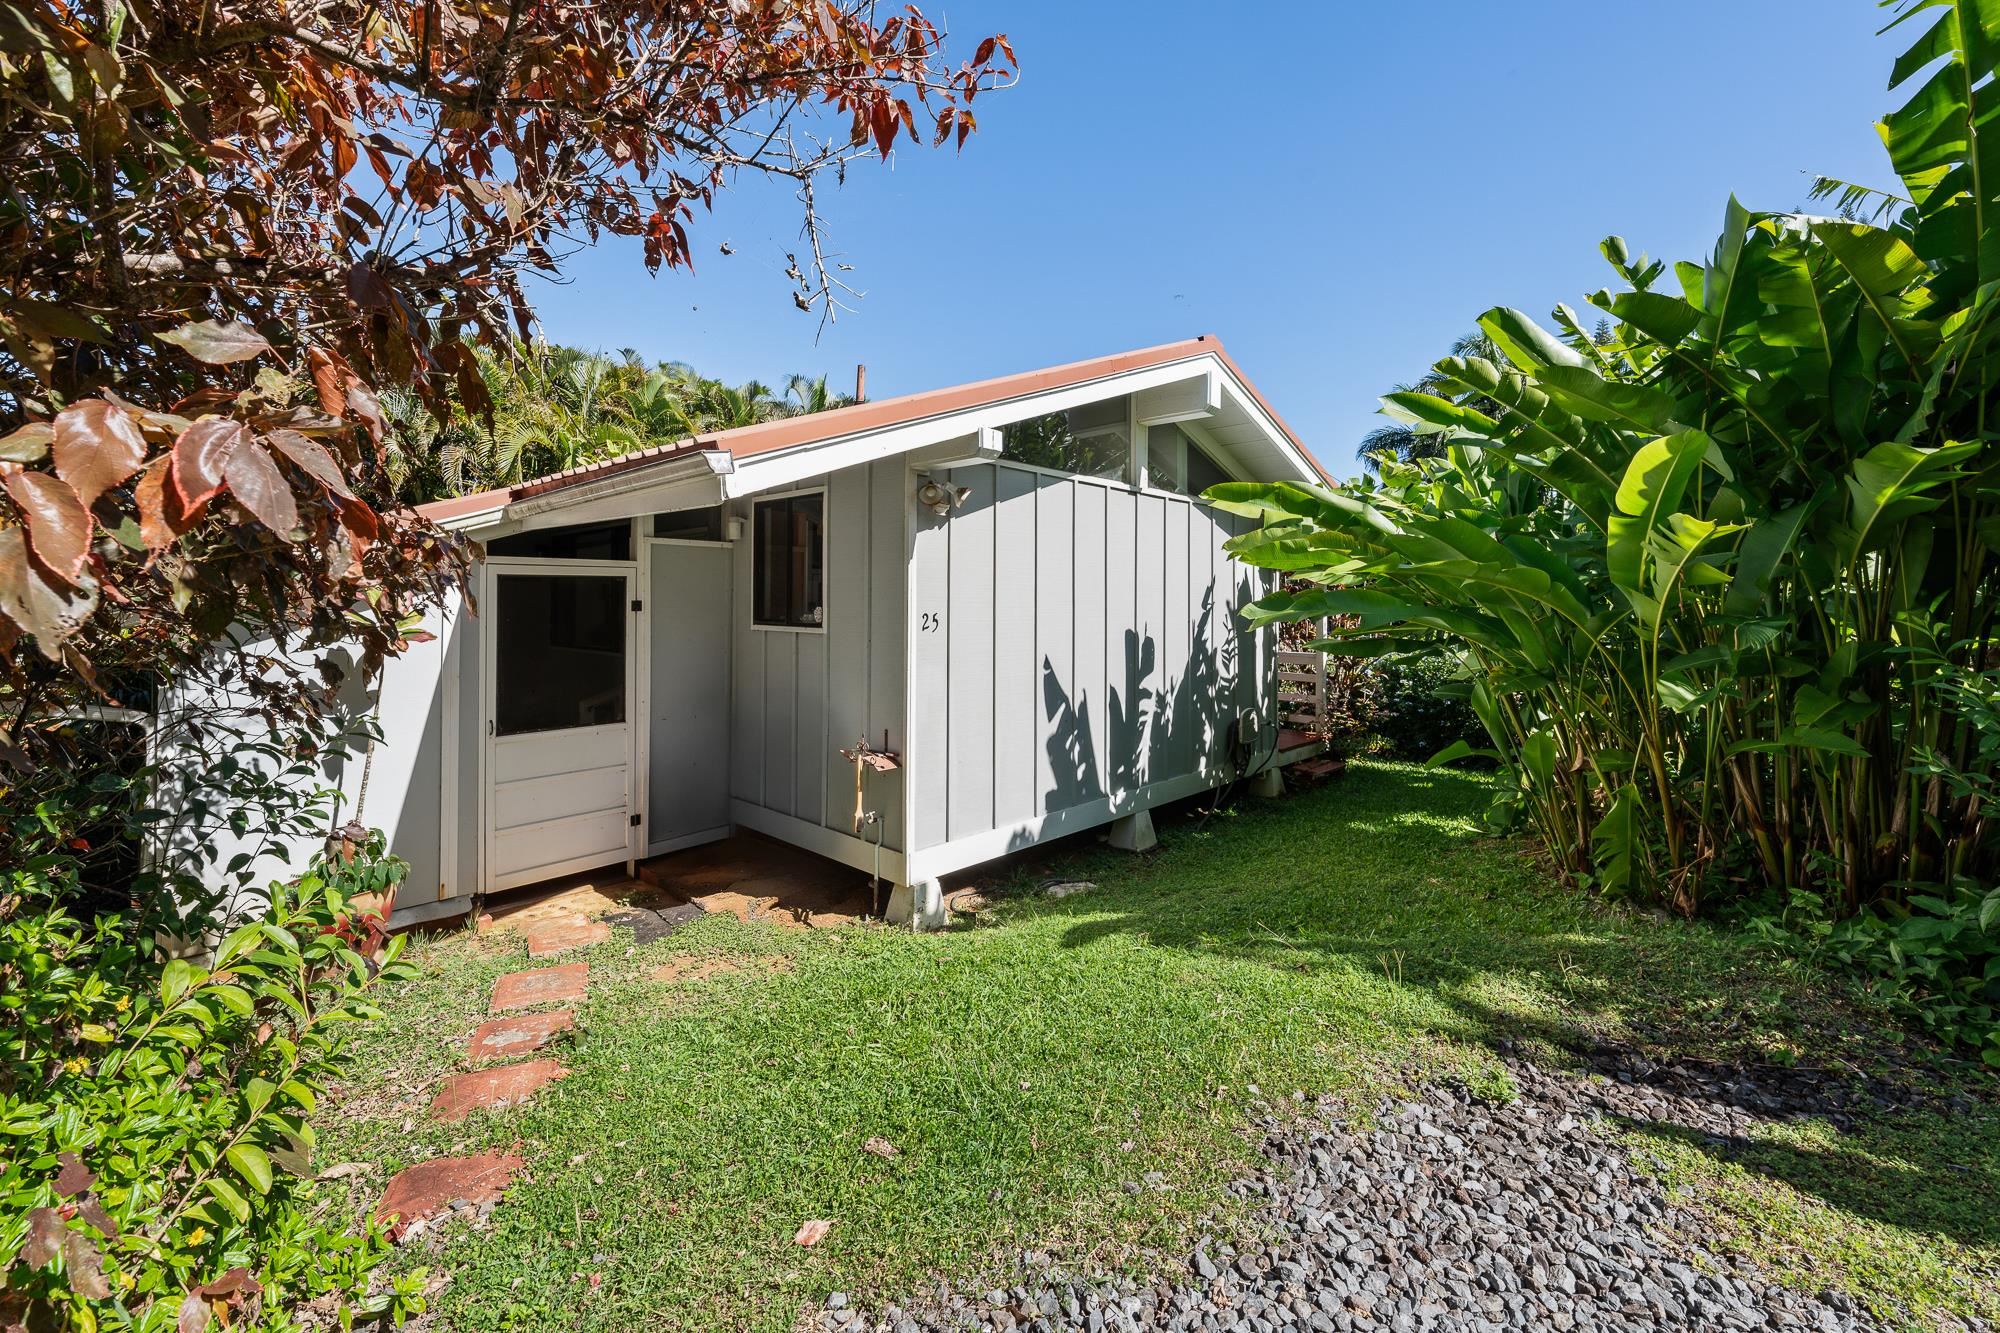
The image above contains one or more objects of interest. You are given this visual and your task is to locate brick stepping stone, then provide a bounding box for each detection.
[467,1009,574,1063]
[375,1151,524,1240]
[489,962,587,1013]
[431,1058,568,1121]
[523,914,610,958]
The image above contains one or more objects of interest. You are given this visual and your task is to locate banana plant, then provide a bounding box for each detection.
[1216,0,2000,918]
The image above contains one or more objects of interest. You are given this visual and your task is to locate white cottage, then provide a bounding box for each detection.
[344,336,1329,928]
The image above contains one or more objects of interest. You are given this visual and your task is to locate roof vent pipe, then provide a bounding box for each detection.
[855,363,867,402]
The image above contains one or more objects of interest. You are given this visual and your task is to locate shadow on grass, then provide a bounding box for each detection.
[988,760,1998,1255]
[1013,766,1692,1048]
[1621,1113,2000,1254]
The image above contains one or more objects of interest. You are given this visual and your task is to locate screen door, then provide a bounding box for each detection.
[484,566,636,891]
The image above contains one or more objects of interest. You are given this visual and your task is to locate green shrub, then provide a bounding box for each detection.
[1212,6,2000,929]
[1365,657,1486,764]
[0,836,426,1332]
[1749,881,2000,1067]
[1205,2,2000,1056]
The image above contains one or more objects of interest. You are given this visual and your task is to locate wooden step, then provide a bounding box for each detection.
[1292,756,1347,783]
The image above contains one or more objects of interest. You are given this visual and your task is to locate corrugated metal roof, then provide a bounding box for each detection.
[417,334,1323,522]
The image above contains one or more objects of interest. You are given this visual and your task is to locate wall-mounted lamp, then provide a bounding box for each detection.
[724,515,746,542]
[916,478,971,517]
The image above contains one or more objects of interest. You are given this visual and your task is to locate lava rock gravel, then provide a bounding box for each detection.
[818,1057,1974,1333]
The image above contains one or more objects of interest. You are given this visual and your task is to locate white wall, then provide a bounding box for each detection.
[728,461,908,856]
[904,461,1276,880]
[156,597,454,920]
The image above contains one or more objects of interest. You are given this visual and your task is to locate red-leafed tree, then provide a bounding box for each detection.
[0,4,1011,1324]
[0,0,1014,683]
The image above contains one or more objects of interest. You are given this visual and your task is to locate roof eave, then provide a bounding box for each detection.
[722,345,1327,497]
[423,446,732,534]
[412,335,1331,518]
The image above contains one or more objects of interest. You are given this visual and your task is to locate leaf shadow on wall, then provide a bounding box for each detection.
[1034,584,1248,832]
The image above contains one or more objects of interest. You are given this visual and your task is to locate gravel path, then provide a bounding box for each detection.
[818,1051,1979,1333]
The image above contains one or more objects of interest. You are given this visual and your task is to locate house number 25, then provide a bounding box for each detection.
[920,611,941,633]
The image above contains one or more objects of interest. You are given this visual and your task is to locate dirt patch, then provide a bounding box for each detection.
[649,955,793,986]
[483,872,685,934]
[637,833,875,928]
[683,877,865,928]
[457,835,875,940]
[943,887,992,915]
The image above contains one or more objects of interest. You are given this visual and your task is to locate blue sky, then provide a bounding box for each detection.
[529,0,1901,477]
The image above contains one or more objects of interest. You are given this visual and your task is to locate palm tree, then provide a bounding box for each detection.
[1360,331,1504,473]
[613,367,702,440]
[380,342,870,502]
[703,379,785,429]
[481,345,642,481]
[782,372,855,416]
[637,366,785,432]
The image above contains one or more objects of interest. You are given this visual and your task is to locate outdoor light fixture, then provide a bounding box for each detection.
[915,478,971,517]
[723,515,746,541]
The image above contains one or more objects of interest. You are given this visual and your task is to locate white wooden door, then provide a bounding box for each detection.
[484,563,637,892]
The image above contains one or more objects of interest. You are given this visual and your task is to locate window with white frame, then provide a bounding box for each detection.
[998,395,1131,482]
[486,518,633,560]
[752,492,825,628]
[1146,423,1233,498]
[652,505,727,542]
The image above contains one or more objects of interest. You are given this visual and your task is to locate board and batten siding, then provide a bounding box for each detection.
[162,596,460,920]
[728,460,908,851]
[906,460,1276,863]
[449,592,480,897]
[646,541,732,847]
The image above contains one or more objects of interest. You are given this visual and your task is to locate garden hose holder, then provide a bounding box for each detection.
[839,733,900,916]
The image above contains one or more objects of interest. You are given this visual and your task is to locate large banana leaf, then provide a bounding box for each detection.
[1534,364,1681,434]
[1607,431,1710,591]
[1224,1,2000,919]
[1480,307,1586,372]
[1591,784,1644,897]
[1843,439,1981,560]
[1723,501,1814,614]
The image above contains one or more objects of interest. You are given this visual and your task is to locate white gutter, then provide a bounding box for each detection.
[442,450,735,534]
[505,449,734,522]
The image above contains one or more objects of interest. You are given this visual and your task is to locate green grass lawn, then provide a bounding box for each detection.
[321,761,2000,1332]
